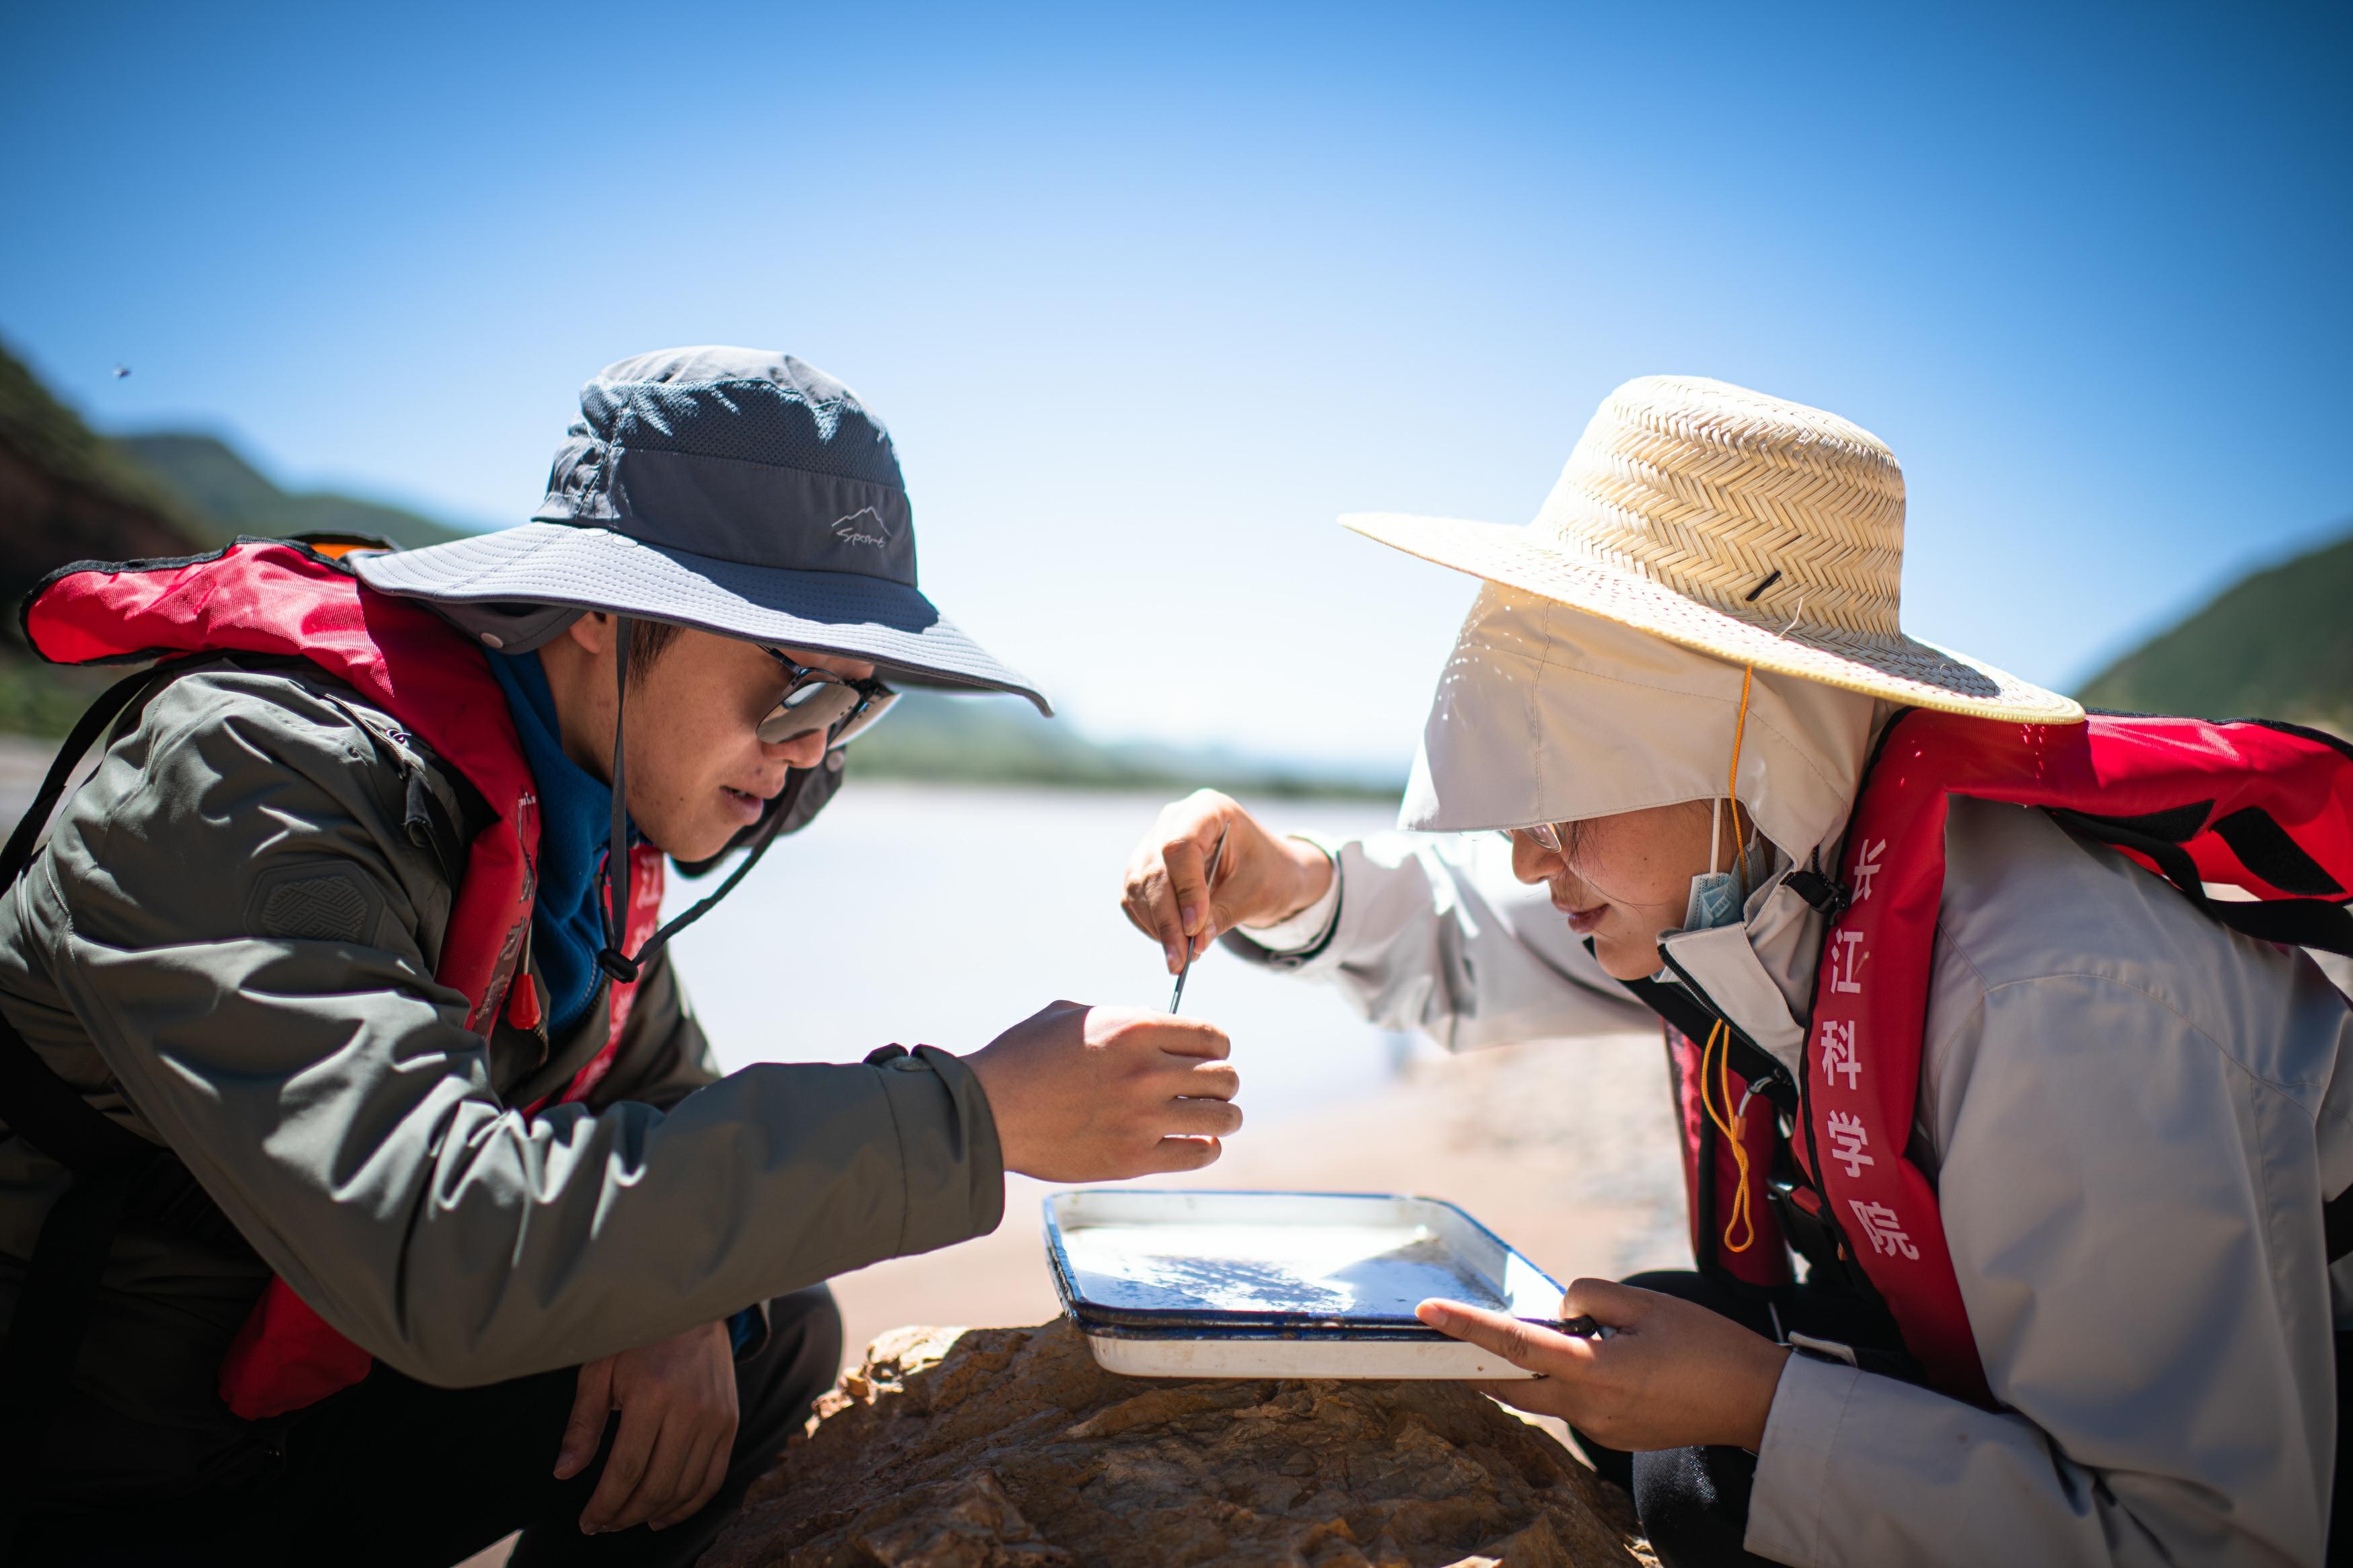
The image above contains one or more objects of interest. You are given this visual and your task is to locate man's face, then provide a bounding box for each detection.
[1506,800,1718,981]
[545,615,875,864]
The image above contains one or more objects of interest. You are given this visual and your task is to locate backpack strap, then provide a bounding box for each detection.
[2048,806,2353,957]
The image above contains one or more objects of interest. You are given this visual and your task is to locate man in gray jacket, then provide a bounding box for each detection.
[0,348,1240,1566]
[1124,377,2352,1565]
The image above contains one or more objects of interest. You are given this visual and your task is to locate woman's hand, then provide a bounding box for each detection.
[556,1319,740,1534]
[1417,1278,1793,1452]
[1121,790,1334,973]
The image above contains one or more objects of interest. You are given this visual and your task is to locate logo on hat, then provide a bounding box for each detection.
[832,507,893,548]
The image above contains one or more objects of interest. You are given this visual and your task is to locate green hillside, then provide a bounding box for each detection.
[0,343,204,733]
[0,351,196,530]
[118,433,471,550]
[2079,527,2353,737]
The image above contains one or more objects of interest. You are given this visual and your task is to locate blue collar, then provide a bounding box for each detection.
[487,651,629,1036]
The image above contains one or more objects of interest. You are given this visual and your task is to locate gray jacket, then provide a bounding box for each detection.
[1240,813,2352,1566]
[0,665,1004,1495]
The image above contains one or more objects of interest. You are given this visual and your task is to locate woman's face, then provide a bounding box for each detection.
[1507,800,1721,980]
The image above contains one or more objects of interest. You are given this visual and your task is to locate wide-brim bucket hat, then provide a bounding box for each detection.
[1343,375,2082,725]
[355,345,1049,712]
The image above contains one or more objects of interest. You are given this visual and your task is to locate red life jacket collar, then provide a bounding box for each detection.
[1667,708,2353,1409]
[27,538,543,1037]
[24,538,668,1419]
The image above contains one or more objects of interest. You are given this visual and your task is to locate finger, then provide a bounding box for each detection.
[1118,893,1163,946]
[1466,1378,1531,1399]
[1414,1299,1591,1375]
[657,1431,735,1531]
[1126,875,1190,974]
[1165,1058,1240,1101]
[1561,1276,1650,1329]
[612,1410,699,1534]
[1144,1018,1232,1060]
[1162,1095,1244,1138]
[1162,835,1209,942]
[1145,1134,1223,1172]
[555,1359,616,1480]
[1464,1376,1577,1420]
[580,1399,660,1533]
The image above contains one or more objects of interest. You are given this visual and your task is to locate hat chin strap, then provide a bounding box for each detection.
[595,616,805,985]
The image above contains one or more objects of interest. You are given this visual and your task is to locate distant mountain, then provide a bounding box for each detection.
[0,342,1399,796]
[2079,527,2353,737]
[117,432,471,551]
[0,341,205,733]
[0,343,202,597]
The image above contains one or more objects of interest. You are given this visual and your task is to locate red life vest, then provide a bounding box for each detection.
[24,538,667,1419]
[1673,709,2353,1407]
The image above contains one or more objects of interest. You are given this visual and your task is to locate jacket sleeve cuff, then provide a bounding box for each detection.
[1745,1349,1860,1567]
[1222,832,1349,973]
[868,1044,1006,1257]
[1232,838,1342,953]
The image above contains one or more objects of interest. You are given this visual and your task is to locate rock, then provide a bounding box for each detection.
[705,1321,1651,1568]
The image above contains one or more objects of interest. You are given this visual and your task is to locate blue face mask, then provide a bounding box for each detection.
[1683,798,1747,932]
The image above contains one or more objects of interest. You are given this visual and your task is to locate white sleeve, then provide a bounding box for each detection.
[1224,830,1648,1048]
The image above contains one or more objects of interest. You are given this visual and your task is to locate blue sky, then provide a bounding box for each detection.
[5,1,2348,767]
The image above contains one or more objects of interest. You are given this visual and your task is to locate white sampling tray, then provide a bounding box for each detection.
[1044,1189,1583,1379]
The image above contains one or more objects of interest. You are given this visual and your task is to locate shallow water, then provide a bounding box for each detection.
[1060,1222,1505,1317]
[662,780,1417,1126]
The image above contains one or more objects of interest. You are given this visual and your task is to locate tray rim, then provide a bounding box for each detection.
[1042,1187,1567,1333]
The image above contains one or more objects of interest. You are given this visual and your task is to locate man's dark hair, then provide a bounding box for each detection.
[625,619,683,686]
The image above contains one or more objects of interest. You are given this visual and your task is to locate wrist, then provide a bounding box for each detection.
[961,1048,1029,1173]
[1269,835,1335,925]
[1731,1342,1794,1450]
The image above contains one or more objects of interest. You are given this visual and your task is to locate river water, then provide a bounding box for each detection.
[662,781,1421,1126]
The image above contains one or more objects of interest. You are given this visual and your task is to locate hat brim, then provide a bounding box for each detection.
[354,524,1049,714]
[1342,512,2082,725]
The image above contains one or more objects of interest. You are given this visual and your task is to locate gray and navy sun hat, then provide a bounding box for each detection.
[354,345,1049,712]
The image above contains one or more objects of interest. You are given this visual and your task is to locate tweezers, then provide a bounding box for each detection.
[1168,823,1230,1014]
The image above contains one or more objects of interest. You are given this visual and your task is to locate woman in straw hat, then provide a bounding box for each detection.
[1121,376,2353,1567]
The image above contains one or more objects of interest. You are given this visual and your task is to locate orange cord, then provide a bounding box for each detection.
[1724,663,1753,863]
[1700,1018,1757,1252]
[1701,662,1761,1254]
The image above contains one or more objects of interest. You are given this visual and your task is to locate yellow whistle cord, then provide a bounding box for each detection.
[1700,663,1759,1255]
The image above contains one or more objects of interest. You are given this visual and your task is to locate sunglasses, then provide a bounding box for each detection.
[760,650,898,747]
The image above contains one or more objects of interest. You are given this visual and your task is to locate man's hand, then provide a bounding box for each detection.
[965,1001,1240,1181]
[1121,790,1334,973]
[1416,1279,1793,1452]
[555,1320,740,1535]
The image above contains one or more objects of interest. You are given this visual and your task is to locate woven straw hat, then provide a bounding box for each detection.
[1345,376,2083,723]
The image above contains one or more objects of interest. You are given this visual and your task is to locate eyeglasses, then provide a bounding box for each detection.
[760,650,898,747]
[1497,822,1569,855]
